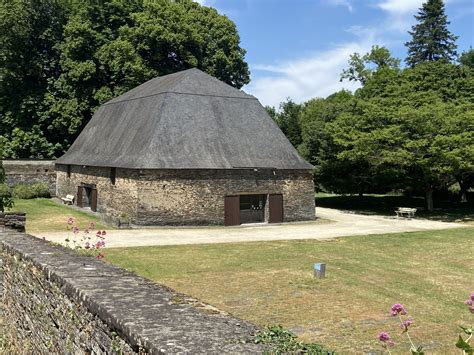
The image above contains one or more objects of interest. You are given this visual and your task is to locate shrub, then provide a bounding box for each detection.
[0,183,13,212]
[13,183,50,199]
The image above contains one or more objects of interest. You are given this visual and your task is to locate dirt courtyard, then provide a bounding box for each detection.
[35,207,465,247]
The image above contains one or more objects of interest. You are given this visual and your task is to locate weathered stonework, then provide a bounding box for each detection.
[0,212,26,232]
[0,228,266,353]
[56,165,315,226]
[2,160,56,196]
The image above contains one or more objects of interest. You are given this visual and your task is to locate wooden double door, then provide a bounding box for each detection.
[76,184,98,212]
[224,194,283,226]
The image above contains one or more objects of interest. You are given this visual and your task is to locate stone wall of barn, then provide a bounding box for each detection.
[135,169,315,225]
[2,160,56,196]
[56,166,315,226]
[55,164,139,227]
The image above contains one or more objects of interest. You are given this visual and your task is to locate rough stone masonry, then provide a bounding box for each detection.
[0,225,266,353]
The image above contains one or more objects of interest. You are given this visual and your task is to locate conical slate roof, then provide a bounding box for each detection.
[56,68,313,170]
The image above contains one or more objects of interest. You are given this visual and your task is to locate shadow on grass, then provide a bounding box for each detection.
[315,195,474,222]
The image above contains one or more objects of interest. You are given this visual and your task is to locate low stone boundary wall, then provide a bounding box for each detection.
[1,160,56,196]
[0,212,26,232]
[0,229,265,353]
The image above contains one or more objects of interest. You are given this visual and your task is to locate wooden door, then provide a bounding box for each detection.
[76,186,83,207]
[90,188,98,212]
[224,195,240,226]
[268,194,283,223]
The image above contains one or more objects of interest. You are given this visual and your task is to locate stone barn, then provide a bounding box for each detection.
[55,68,315,226]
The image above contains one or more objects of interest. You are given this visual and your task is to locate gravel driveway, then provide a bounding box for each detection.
[35,207,466,248]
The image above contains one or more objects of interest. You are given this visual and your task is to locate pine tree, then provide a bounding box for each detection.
[405,0,458,67]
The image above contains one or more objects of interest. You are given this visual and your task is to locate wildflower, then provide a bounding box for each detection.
[67,217,74,225]
[400,319,413,331]
[471,292,474,301]
[89,222,96,229]
[96,252,105,260]
[466,299,473,306]
[391,303,407,316]
[101,230,107,236]
[378,332,391,342]
[470,306,474,314]
[72,226,80,234]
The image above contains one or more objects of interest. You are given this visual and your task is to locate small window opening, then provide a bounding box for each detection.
[67,165,71,178]
[110,167,116,185]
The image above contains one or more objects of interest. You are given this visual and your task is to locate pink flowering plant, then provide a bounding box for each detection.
[379,293,473,354]
[378,303,423,354]
[456,292,474,354]
[65,217,106,259]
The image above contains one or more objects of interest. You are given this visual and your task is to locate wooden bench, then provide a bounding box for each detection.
[395,207,417,218]
[61,194,75,205]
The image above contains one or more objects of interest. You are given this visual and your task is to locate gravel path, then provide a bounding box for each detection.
[34,208,466,248]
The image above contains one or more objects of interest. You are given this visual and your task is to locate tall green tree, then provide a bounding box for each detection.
[333,61,474,209]
[405,0,458,67]
[270,99,303,148]
[0,0,250,158]
[0,0,69,156]
[341,45,400,84]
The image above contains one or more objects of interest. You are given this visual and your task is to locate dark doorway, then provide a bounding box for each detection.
[268,194,283,223]
[240,194,266,224]
[224,195,240,226]
[77,184,97,212]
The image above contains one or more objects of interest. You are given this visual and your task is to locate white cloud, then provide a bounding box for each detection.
[376,0,422,15]
[244,38,377,107]
[327,0,354,12]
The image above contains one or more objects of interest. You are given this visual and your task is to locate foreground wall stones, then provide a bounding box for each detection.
[2,160,56,196]
[0,229,265,353]
[56,165,315,226]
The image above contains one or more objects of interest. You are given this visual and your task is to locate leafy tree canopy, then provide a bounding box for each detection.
[0,0,250,158]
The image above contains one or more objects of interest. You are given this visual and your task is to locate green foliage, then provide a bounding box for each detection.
[254,325,333,354]
[0,0,250,158]
[12,183,51,199]
[405,0,458,67]
[269,99,303,148]
[341,45,400,84]
[460,48,474,69]
[0,183,13,212]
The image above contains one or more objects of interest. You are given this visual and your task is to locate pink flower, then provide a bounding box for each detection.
[471,292,474,301]
[400,319,413,330]
[391,303,407,316]
[96,252,105,260]
[67,217,74,225]
[378,332,391,342]
[101,230,107,236]
[470,306,474,314]
[72,226,80,234]
[466,299,473,306]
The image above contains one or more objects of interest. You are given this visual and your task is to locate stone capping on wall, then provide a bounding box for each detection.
[0,212,26,232]
[0,229,266,353]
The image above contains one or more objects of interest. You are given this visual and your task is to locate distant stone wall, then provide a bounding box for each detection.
[0,228,265,353]
[1,160,56,196]
[56,165,315,226]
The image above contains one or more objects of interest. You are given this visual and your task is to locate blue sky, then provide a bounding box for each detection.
[196,0,474,107]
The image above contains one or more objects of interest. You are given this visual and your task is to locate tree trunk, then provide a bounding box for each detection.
[459,181,469,203]
[425,189,434,211]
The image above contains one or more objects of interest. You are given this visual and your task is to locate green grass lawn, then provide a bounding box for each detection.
[7,198,109,234]
[316,193,474,222]
[106,227,474,353]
